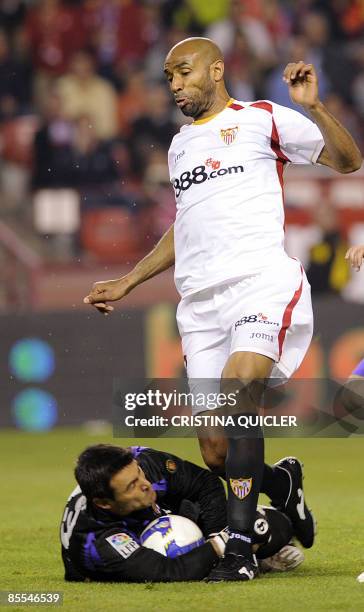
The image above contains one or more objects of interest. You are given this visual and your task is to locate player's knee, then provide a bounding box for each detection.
[222,359,255,383]
[221,369,266,412]
[221,352,273,395]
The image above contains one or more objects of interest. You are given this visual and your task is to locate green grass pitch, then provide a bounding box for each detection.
[1,429,363,611]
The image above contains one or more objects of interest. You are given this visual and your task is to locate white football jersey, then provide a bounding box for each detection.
[168,99,325,298]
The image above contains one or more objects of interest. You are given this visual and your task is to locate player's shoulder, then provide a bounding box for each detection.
[133,445,176,464]
[169,121,197,155]
[135,446,182,473]
[236,99,280,114]
[236,99,297,116]
[239,100,307,131]
[127,445,150,459]
[223,100,277,127]
[128,446,172,467]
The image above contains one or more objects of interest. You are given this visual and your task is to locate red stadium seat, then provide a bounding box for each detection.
[80,207,141,262]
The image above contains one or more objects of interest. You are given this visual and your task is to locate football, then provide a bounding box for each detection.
[140,514,205,558]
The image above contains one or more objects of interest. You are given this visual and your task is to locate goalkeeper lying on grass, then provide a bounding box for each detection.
[60,444,311,582]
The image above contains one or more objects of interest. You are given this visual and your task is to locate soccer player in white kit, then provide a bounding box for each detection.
[85,38,362,581]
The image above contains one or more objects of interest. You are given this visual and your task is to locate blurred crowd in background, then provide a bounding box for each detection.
[0,0,364,297]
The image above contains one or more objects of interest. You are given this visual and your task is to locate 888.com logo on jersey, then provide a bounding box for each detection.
[173,158,244,198]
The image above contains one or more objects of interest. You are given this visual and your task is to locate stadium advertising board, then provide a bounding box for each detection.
[1,296,364,432]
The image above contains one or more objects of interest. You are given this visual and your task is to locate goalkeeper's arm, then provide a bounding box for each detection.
[91,529,225,582]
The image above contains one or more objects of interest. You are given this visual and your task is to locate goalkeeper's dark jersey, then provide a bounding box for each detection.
[60,447,226,583]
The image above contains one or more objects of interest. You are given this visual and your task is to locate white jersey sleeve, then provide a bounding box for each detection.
[271,102,325,164]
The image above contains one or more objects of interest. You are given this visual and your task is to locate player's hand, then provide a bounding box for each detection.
[83,276,133,315]
[345,245,364,271]
[283,62,319,110]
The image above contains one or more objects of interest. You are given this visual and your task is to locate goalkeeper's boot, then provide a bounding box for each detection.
[273,456,316,548]
[206,553,259,582]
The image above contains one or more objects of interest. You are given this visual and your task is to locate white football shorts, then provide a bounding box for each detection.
[176,257,313,415]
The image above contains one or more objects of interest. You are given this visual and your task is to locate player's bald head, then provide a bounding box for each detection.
[165,37,223,66]
[164,37,228,120]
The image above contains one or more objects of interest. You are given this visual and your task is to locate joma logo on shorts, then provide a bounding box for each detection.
[250,332,273,342]
[235,313,279,330]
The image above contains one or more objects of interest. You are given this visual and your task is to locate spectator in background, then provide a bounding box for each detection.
[32,98,122,259]
[0,0,363,267]
[264,34,330,111]
[33,94,119,192]
[237,0,288,73]
[56,49,118,140]
[206,0,290,98]
[224,29,257,102]
[143,25,189,85]
[143,148,176,242]
[205,0,245,57]
[318,0,364,41]
[128,83,177,178]
[324,93,364,154]
[0,0,26,37]
[0,24,35,213]
[116,69,147,138]
[298,10,355,105]
[69,114,119,206]
[25,0,86,106]
[306,202,350,295]
[352,41,364,125]
[0,28,32,121]
[82,0,158,82]
[342,2,364,39]
[206,0,283,71]
[173,0,229,34]
[32,90,74,189]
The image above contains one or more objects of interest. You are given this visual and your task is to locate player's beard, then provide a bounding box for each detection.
[180,75,217,119]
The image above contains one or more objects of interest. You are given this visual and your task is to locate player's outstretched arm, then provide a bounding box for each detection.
[83,224,175,314]
[345,244,364,271]
[283,62,362,174]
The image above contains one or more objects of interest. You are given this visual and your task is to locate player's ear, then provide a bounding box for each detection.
[211,59,224,83]
[93,497,113,510]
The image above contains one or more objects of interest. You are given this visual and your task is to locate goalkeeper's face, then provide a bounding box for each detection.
[95,460,157,516]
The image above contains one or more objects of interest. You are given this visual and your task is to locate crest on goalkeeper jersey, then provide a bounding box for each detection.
[220,126,239,145]
[230,477,252,500]
[166,459,177,473]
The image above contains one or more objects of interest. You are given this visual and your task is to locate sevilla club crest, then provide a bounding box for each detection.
[230,477,252,500]
[220,126,239,145]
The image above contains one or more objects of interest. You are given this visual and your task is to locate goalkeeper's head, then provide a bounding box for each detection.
[75,444,157,516]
